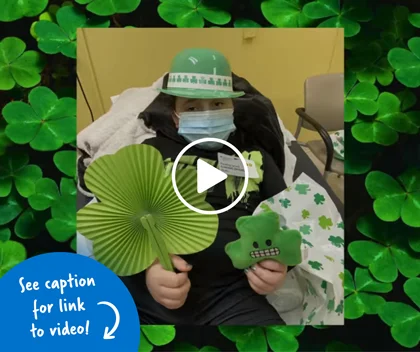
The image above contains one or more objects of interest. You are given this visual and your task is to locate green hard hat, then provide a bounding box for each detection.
[158,48,245,99]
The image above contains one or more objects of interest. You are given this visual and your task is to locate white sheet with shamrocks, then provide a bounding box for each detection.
[331,130,344,160]
[256,173,344,325]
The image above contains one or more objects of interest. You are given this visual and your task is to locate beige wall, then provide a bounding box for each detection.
[77,28,344,141]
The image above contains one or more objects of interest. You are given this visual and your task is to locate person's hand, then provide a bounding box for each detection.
[245,260,287,295]
[146,255,192,309]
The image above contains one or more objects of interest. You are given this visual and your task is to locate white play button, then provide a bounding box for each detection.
[196,159,227,194]
[172,137,249,215]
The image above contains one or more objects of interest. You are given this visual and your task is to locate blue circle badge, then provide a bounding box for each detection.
[0,252,140,352]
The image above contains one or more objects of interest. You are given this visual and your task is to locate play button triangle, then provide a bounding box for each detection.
[197,159,227,194]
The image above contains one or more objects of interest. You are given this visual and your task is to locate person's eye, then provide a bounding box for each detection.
[214,101,224,108]
[186,106,198,112]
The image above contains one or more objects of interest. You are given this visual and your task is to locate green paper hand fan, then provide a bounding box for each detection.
[77,144,218,276]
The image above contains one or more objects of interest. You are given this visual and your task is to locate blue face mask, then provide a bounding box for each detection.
[177,108,236,150]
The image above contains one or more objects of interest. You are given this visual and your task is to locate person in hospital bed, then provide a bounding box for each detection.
[83,48,290,325]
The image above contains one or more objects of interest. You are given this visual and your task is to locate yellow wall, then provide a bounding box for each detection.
[77,28,344,141]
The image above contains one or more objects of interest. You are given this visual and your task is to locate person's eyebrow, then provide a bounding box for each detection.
[183,99,198,105]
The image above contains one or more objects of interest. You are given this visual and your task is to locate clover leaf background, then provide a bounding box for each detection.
[0,228,11,242]
[0,0,48,22]
[302,0,372,37]
[3,86,76,151]
[388,37,420,88]
[325,341,361,351]
[219,325,304,352]
[35,6,110,59]
[0,151,42,198]
[344,268,392,319]
[139,325,176,352]
[351,92,416,146]
[261,0,314,28]
[348,214,420,283]
[158,0,231,28]
[76,0,142,16]
[0,37,46,91]
[366,169,420,227]
[2,0,420,351]
[344,70,379,122]
[373,5,414,40]
[347,41,394,86]
[46,194,76,250]
[378,278,420,348]
[0,240,27,277]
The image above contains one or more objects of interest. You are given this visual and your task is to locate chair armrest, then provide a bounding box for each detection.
[295,108,334,173]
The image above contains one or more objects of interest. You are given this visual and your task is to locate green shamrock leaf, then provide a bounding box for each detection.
[219,326,266,351]
[319,216,333,230]
[344,268,392,319]
[409,227,420,253]
[0,228,11,242]
[0,37,45,91]
[373,5,414,40]
[219,325,304,352]
[46,194,76,245]
[351,93,417,146]
[76,0,141,16]
[325,341,362,351]
[15,207,49,240]
[158,0,231,28]
[30,3,73,40]
[60,178,76,197]
[234,19,261,28]
[328,236,344,248]
[410,13,420,28]
[0,190,25,226]
[0,119,12,156]
[345,131,381,175]
[3,86,76,151]
[397,88,417,112]
[35,6,110,59]
[349,214,420,283]
[261,0,314,28]
[295,183,310,194]
[173,343,220,352]
[388,37,420,88]
[0,240,27,278]
[302,0,372,37]
[0,151,42,198]
[279,198,291,208]
[309,260,323,270]
[344,70,379,122]
[347,41,394,86]
[139,325,176,352]
[366,169,420,227]
[54,150,76,178]
[314,193,325,204]
[28,178,60,211]
[0,0,48,22]
[300,224,312,235]
[378,278,420,348]
[302,209,310,219]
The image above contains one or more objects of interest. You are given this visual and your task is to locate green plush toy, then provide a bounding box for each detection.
[225,211,303,269]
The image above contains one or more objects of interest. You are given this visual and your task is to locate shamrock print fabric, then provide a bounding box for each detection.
[255,173,344,325]
[331,130,345,160]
